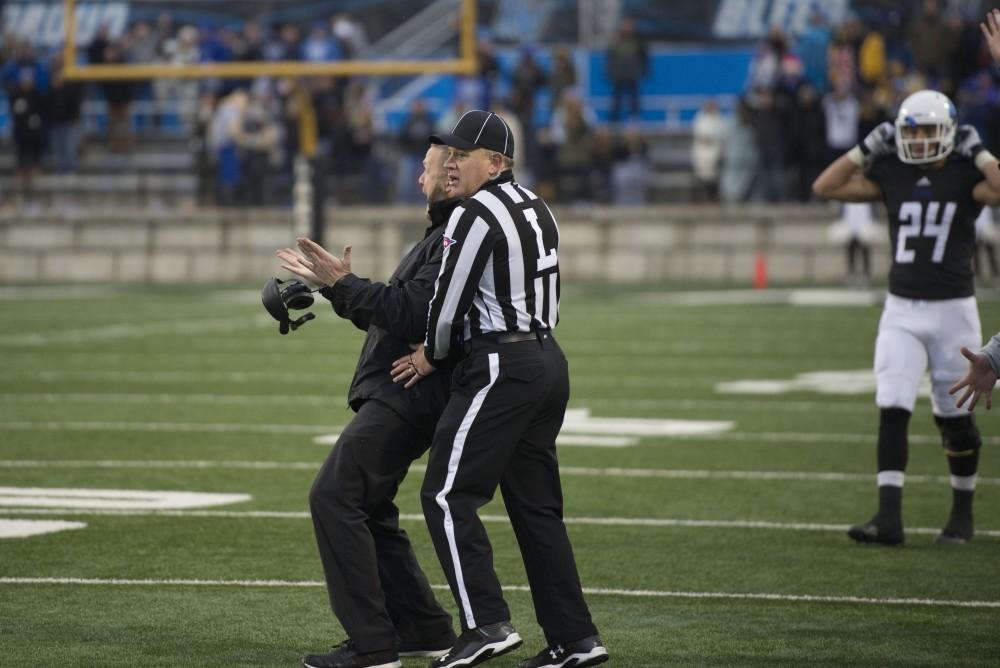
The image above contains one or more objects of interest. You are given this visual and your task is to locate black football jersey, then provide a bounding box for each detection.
[866,153,984,300]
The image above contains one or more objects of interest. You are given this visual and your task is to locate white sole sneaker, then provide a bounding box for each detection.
[304,660,401,668]
[566,646,609,667]
[399,647,451,658]
[437,632,523,667]
[523,644,609,668]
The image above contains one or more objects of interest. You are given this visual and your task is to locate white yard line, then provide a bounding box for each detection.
[706,431,960,445]
[0,392,875,414]
[0,420,986,446]
[0,459,324,471]
[0,393,341,407]
[554,466,1000,486]
[0,370,355,384]
[0,369,725,388]
[0,286,120,300]
[0,576,995,608]
[0,520,87,538]
[1,507,996,537]
[0,487,250,510]
[0,420,335,435]
[1,459,997,487]
[631,288,884,307]
[576,398,871,414]
[0,316,272,346]
[0,422,626,448]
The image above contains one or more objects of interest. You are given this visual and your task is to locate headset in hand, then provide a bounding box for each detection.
[261,277,316,335]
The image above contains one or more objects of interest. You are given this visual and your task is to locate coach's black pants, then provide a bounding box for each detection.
[309,400,454,653]
[421,333,598,645]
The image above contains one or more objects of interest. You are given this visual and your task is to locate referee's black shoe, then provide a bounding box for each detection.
[303,640,401,668]
[428,621,522,668]
[847,515,904,546]
[518,635,609,668]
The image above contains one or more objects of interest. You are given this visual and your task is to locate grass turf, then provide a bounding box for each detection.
[1,284,999,666]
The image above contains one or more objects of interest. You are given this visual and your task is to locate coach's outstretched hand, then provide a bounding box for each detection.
[276,247,321,285]
[949,346,998,412]
[277,238,353,287]
[983,9,1000,67]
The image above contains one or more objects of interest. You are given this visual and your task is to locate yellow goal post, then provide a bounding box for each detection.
[61,0,478,81]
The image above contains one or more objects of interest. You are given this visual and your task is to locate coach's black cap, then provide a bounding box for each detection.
[429,110,514,158]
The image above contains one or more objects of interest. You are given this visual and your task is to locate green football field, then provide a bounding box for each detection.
[1,284,998,667]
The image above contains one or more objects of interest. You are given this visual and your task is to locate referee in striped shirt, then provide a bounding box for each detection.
[392,110,607,668]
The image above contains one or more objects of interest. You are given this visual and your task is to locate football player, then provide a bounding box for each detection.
[813,90,1000,545]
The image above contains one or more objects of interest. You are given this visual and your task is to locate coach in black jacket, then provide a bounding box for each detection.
[278,144,462,668]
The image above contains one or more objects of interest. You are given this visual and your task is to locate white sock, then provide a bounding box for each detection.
[877,470,904,488]
[950,474,977,492]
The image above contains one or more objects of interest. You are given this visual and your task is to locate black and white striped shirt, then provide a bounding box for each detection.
[425,171,560,365]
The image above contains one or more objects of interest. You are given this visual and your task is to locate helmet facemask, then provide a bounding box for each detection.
[895,119,956,164]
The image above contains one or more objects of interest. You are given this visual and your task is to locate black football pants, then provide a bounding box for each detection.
[421,333,599,645]
[309,399,454,653]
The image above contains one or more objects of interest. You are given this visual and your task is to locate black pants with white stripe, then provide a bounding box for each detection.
[309,399,455,653]
[421,332,599,645]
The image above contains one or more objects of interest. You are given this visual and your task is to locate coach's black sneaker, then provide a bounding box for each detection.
[935,513,974,544]
[398,631,456,658]
[847,515,904,546]
[303,639,401,668]
[429,621,522,668]
[518,635,609,668]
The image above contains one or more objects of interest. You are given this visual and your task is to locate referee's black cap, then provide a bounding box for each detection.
[430,110,514,158]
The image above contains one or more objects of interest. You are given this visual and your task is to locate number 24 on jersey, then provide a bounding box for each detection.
[896,201,956,264]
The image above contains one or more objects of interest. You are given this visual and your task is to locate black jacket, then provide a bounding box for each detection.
[320,197,462,434]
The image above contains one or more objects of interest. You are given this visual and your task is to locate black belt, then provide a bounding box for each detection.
[463,329,550,353]
[492,330,543,344]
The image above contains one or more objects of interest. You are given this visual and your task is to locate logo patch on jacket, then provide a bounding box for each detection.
[443,236,458,248]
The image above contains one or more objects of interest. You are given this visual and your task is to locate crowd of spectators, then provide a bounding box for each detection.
[7,1,998,209]
[693,0,1000,205]
[1,11,653,208]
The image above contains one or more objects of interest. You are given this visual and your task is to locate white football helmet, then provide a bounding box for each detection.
[894,90,957,165]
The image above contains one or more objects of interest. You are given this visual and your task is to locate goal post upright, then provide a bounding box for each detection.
[63,0,76,69]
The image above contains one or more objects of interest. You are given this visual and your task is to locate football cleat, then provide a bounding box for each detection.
[847,517,904,546]
[935,515,973,544]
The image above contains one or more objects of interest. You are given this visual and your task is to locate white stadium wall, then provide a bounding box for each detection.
[0,205,890,285]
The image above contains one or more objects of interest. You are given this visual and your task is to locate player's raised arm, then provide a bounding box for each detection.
[812,122,893,202]
[982,8,1000,67]
[954,123,1000,188]
[973,181,1000,207]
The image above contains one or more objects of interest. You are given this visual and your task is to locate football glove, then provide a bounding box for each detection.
[859,121,897,160]
[954,124,985,161]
